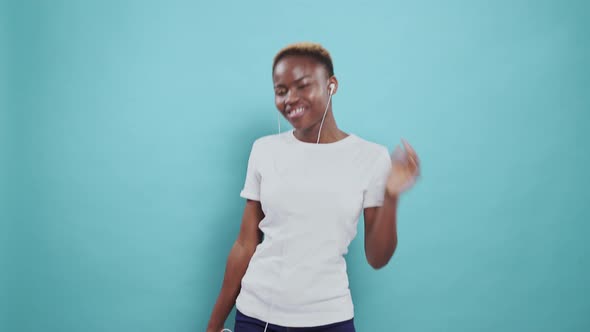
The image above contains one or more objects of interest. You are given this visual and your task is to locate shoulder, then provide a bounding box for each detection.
[249,131,290,153]
[252,132,281,145]
[349,134,390,159]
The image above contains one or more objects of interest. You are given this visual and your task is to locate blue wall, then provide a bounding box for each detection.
[3,0,589,331]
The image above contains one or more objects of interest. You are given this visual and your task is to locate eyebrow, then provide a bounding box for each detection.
[274,75,312,88]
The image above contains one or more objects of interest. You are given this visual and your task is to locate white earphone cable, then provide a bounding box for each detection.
[277,112,281,135]
[249,83,334,332]
[316,90,333,144]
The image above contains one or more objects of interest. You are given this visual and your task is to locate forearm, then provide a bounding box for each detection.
[365,192,399,269]
[207,241,256,331]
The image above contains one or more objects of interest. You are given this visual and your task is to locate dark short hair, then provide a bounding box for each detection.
[273,42,334,77]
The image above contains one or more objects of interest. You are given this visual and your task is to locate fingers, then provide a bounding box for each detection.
[400,138,420,177]
[391,145,405,164]
[401,139,418,161]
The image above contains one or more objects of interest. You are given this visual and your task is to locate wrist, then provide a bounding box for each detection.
[385,189,400,201]
[206,322,223,332]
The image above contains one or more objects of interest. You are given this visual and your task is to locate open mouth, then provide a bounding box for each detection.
[286,107,305,119]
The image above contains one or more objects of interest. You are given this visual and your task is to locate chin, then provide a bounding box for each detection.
[290,122,303,130]
[287,119,305,130]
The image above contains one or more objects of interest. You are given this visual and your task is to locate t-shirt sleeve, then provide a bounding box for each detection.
[240,141,261,201]
[363,147,392,208]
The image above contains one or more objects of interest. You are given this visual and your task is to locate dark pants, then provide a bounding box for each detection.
[234,310,356,332]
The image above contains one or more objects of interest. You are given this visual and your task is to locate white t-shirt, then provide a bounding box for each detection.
[235,129,391,327]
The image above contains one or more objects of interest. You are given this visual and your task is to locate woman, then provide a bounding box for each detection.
[207,42,420,332]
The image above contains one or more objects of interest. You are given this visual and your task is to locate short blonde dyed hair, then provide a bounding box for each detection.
[272,42,334,77]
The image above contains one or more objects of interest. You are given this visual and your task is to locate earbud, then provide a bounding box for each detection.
[329,83,335,95]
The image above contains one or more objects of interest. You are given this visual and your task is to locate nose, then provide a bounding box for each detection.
[284,88,299,106]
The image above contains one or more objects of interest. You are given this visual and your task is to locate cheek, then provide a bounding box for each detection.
[308,91,323,108]
[274,97,283,110]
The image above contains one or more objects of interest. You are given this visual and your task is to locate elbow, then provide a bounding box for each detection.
[366,244,397,270]
[368,256,391,270]
[368,260,387,270]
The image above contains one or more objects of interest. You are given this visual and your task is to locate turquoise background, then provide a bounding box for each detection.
[3,0,589,331]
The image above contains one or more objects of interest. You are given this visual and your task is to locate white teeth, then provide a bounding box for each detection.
[288,107,304,117]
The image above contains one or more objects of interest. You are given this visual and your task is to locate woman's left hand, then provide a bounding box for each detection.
[386,139,421,196]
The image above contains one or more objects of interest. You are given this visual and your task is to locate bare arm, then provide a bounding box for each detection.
[206,200,264,332]
[364,139,420,269]
[364,193,399,269]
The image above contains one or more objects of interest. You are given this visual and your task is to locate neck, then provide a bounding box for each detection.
[294,111,347,144]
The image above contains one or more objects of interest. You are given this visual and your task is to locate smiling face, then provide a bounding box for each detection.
[273,55,337,133]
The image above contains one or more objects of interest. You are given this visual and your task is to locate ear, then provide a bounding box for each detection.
[328,76,339,95]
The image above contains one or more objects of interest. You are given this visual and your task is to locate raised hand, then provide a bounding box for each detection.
[386,139,421,196]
